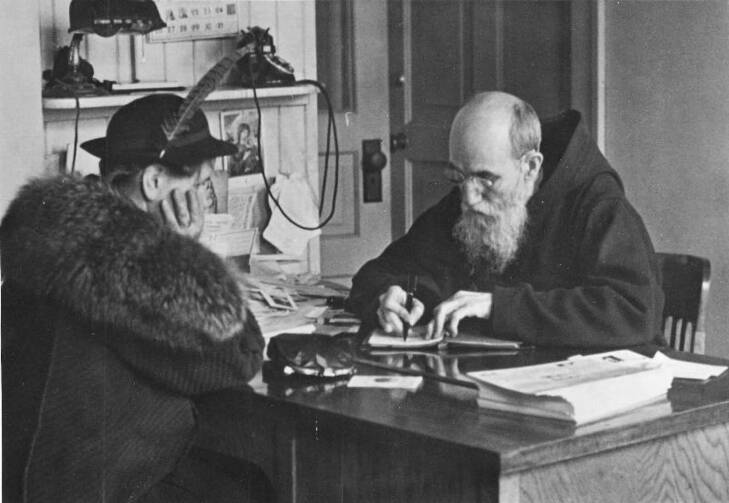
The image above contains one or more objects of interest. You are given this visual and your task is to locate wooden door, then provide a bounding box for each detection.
[317,1,392,284]
[389,0,594,237]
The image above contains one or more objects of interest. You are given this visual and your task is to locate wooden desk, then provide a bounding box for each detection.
[194,346,729,502]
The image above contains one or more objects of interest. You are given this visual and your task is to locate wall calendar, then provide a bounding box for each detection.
[148,1,240,42]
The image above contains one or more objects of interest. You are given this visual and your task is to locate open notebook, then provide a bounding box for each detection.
[365,325,522,350]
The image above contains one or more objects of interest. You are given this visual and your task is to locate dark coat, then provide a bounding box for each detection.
[1,176,265,502]
[348,110,665,348]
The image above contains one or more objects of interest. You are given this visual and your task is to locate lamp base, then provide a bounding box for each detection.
[43,76,108,98]
[43,34,109,99]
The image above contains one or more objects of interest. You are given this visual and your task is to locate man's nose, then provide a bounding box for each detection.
[462,180,483,208]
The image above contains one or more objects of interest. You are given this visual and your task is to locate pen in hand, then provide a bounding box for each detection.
[403,275,418,341]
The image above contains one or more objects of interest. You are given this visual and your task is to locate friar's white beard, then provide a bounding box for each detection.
[452,177,533,274]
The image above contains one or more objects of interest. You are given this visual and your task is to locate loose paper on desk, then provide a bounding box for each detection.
[262,173,321,255]
[652,351,727,381]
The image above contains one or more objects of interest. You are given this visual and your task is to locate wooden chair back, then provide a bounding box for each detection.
[655,253,711,354]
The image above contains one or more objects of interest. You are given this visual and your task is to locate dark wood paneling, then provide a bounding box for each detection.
[502,1,572,117]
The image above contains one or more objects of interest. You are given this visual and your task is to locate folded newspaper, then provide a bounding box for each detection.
[466,350,673,425]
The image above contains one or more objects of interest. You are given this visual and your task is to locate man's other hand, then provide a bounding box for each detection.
[427,291,493,339]
[377,285,425,334]
[161,188,204,240]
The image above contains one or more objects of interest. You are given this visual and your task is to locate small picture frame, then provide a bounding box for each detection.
[220,109,263,177]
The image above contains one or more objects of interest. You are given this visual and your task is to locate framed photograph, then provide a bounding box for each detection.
[220,110,263,177]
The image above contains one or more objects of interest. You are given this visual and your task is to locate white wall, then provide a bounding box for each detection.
[604,1,729,358]
[0,0,45,218]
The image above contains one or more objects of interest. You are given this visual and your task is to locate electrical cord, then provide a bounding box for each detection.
[317,89,333,216]
[52,78,82,174]
[250,79,340,231]
[298,79,335,217]
[71,93,80,174]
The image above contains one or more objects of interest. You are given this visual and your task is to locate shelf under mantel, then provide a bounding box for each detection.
[43,85,315,111]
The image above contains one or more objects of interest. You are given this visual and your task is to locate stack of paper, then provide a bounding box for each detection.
[467,350,673,425]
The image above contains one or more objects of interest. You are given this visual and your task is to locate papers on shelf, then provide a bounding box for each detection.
[467,350,673,425]
[262,173,321,255]
[228,174,267,231]
[365,325,521,350]
[200,174,265,257]
[109,81,184,92]
[249,252,310,278]
[200,214,257,257]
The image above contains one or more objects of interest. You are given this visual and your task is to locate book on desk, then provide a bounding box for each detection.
[466,350,674,425]
[365,325,522,350]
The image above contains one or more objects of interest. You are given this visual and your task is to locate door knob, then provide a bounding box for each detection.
[390,132,408,152]
[362,139,387,203]
[393,74,406,87]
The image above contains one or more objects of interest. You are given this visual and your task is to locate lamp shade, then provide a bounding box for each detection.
[69,0,166,37]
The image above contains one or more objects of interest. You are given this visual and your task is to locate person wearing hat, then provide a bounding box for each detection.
[1,94,272,501]
[81,93,237,239]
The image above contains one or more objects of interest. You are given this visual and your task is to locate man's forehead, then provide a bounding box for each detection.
[450,134,512,174]
[451,115,511,164]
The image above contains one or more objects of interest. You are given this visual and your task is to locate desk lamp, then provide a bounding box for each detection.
[44,0,165,97]
[69,0,165,37]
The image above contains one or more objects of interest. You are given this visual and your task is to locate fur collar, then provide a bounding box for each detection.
[0,176,246,349]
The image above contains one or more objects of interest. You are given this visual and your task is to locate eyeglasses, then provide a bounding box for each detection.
[445,150,538,191]
[443,164,497,190]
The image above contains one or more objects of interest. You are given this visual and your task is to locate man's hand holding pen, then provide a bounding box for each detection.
[377,284,493,340]
[376,284,424,335]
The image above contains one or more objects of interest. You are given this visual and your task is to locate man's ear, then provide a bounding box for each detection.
[523,151,543,181]
[140,163,168,202]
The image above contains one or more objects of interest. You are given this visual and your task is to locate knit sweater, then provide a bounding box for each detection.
[348,110,665,348]
[1,176,264,502]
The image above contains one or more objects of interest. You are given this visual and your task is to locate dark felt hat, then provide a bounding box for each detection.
[81,94,235,172]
